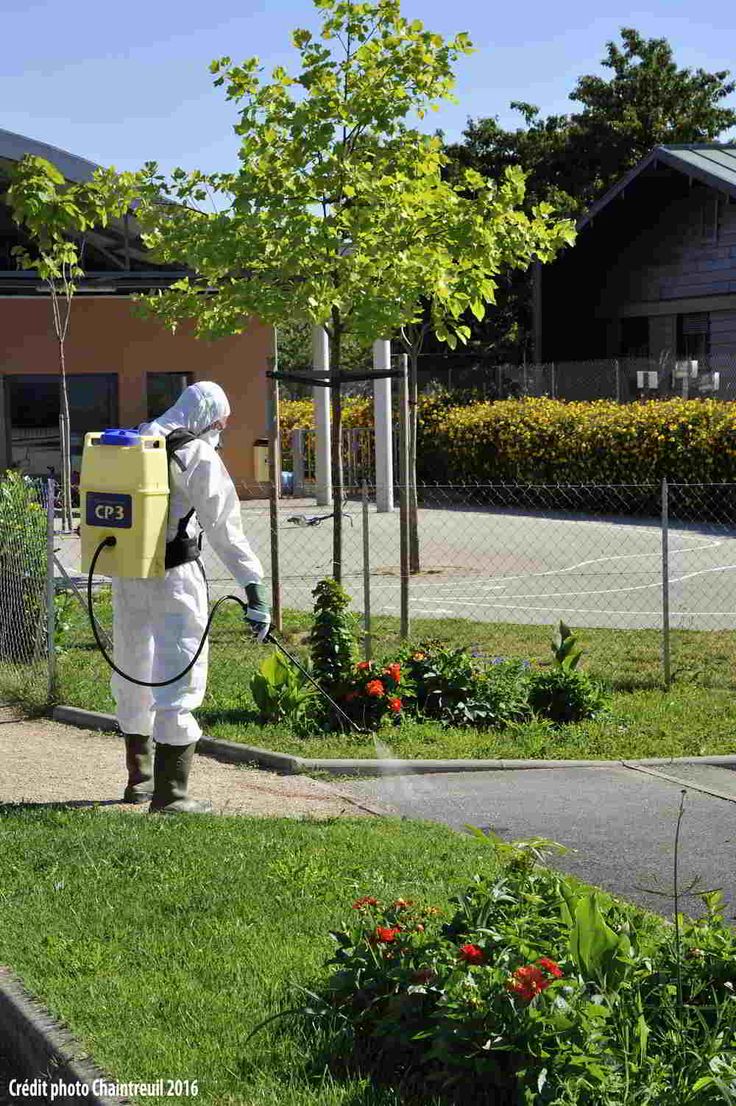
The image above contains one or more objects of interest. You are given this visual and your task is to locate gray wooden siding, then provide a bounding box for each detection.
[598,189,736,315]
[711,309,736,357]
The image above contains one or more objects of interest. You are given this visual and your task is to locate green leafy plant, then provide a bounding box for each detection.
[307,831,736,1103]
[0,471,46,663]
[528,666,608,725]
[250,652,315,728]
[308,579,358,695]
[551,620,583,670]
[399,642,532,728]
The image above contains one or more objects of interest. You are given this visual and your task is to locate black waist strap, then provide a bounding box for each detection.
[165,508,202,569]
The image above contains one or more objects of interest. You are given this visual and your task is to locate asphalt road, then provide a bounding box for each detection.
[345,762,736,920]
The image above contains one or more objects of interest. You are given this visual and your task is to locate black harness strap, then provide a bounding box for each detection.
[164,430,203,570]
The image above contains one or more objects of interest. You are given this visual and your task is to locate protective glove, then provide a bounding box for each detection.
[245,582,271,644]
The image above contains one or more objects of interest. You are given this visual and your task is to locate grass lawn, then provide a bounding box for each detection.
[1,807,713,1104]
[0,807,507,1106]
[48,593,736,761]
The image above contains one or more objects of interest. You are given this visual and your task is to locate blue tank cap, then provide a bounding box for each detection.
[99,429,141,446]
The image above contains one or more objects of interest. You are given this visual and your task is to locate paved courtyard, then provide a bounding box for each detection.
[57,498,736,632]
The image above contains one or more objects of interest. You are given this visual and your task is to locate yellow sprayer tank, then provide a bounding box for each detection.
[80,429,169,578]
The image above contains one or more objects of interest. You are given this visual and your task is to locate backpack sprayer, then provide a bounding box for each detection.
[79,429,361,732]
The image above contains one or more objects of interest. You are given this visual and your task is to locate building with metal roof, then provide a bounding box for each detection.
[537,143,736,381]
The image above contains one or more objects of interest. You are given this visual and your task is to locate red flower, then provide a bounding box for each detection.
[388,697,402,713]
[371,925,401,944]
[352,895,379,909]
[537,957,563,979]
[391,898,413,909]
[458,943,485,965]
[344,691,359,703]
[366,679,385,698]
[507,965,550,1002]
[383,663,401,683]
[356,661,372,672]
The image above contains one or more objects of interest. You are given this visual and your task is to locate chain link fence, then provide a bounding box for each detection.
[7,477,736,710]
[414,354,736,402]
[0,474,52,709]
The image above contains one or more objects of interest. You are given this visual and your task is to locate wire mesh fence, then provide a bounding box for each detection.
[0,474,51,708]
[413,354,736,402]
[9,477,736,711]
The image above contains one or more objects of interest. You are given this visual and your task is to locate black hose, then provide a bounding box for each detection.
[87,536,249,688]
[86,537,364,733]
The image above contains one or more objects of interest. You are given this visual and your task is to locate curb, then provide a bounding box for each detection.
[0,967,126,1106]
[51,706,736,778]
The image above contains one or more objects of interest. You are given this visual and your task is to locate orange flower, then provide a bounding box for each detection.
[366,679,385,698]
[412,652,426,662]
[356,661,372,672]
[384,663,401,683]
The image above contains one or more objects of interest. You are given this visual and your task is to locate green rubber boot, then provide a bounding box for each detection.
[122,735,154,804]
[148,742,213,815]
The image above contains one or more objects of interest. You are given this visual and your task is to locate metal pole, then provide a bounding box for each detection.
[373,339,394,512]
[291,428,305,498]
[661,477,671,688]
[362,481,372,660]
[312,325,332,506]
[267,337,283,634]
[46,477,56,699]
[399,354,410,640]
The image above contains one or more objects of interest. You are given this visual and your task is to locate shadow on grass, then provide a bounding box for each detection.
[259,1006,520,1106]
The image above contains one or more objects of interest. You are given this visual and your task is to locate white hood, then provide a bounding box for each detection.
[141,381,230,440]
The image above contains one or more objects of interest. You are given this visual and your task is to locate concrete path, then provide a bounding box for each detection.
[345,762,736,920]
[0,712,373,819]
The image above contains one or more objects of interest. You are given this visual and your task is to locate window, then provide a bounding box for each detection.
[8,373,118,471]
[620,316,649,358]
[677,313,710,362]
[147,373,193,419]
[9,374,118,431]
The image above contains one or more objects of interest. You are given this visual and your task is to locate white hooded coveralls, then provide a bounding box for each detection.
[112,382,264,745]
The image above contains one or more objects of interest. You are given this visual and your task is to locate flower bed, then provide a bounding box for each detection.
[316,838,736,1102]
[251,585,609,735]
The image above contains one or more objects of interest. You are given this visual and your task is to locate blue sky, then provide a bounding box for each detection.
[2,0,735,176]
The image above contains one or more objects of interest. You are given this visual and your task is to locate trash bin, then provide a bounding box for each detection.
[253,439,269,482]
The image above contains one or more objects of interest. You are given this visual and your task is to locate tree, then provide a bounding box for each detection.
[446,27,736,361]
[118,0,573,582]
[277,318,372,396]
[6,156,131,530]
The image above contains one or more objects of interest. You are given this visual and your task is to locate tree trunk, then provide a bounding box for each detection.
[58,336,73,533]
[408,344,420,574]
[330,312,344,583]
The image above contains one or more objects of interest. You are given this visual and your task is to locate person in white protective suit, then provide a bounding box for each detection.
[113,381,270,814]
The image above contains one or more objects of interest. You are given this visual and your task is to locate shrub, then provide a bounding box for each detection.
[527,666,607,725]
[0,471,46,663]
[398,642,532,728]
[418,396,736,494]
[308,579,358,695]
